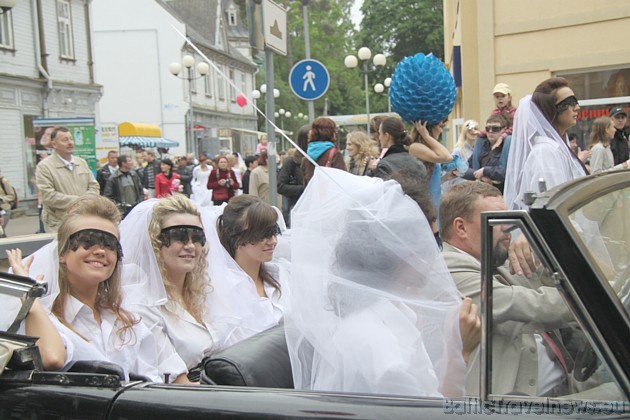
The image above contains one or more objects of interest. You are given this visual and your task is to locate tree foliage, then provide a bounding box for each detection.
[243,0,443,132]
[252,0,366,134]
[359,0,444,63]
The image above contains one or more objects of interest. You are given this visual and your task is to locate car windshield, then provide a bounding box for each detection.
[567,185,630,318]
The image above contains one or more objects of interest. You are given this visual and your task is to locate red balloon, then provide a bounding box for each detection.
[236,94,247,107]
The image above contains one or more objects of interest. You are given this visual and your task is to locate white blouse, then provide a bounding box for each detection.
[131,301,223,371]
[51,295,165,382]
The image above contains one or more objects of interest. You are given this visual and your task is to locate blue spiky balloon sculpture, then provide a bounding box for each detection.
[389,53,456,125]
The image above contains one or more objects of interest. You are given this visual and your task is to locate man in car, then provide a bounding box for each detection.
[440,181,574,397]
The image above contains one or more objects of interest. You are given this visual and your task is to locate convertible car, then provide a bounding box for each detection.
[0,171,628,419]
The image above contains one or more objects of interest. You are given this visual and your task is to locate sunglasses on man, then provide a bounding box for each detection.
[159,225,206,247]
[485,125,504,133]
[65,229,124,260]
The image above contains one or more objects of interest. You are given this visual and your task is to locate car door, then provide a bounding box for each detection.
[478,171,629,415]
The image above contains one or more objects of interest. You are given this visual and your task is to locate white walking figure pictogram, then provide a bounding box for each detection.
[303,65,316,92]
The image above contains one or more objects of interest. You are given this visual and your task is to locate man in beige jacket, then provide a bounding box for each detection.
[440,181,574,397]
[35,127,99,232]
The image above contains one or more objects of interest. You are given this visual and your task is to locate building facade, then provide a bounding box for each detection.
[444,0,630,147]
[92,0,259,158]
[0,0,101,200]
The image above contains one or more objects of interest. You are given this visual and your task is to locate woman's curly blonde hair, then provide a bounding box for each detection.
[148,194,209,323]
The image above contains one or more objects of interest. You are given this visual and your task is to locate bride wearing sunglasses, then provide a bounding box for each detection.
[504,77,587,211]
[120,194,222,383]
[9,195,162,381]
[200,194,284,347]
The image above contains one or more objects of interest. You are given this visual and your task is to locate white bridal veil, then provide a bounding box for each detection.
[504,95,586,210]
[284,168,466,397]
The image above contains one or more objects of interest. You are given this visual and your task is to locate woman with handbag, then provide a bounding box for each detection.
[207,155,238,205]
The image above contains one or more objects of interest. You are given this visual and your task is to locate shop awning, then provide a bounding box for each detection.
[118,122,180,148]
[119,136,180,148]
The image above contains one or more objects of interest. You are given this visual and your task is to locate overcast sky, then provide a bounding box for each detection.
[350,0,363,28]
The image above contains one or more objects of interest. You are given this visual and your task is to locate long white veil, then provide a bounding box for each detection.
[118,199,170,307]
[284,168,465,397]
[504,95,586,210]
[200,204,286,347]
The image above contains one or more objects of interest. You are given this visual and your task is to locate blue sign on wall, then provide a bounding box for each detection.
[289,59,330,101]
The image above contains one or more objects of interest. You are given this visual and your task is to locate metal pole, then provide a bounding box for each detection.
[364,61,370,136]
[302,1,314,123]
[265,48,278,207]
[188,67,194,155]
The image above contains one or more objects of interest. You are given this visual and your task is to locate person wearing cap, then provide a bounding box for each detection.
[609,106,629,166]
[491,83,517,123]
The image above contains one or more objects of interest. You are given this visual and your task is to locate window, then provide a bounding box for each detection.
[228,6,237,26]
[241,73,247,96]
[218,65,226,101]
[481,215,627,404]
[57,0,75,59]
[559,66,630,101]
[229,68,236,102]
[190,74,197,94]
[0,10,14,49]
[204,71,213,98]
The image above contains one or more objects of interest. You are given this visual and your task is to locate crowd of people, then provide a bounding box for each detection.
[1,76,628,401]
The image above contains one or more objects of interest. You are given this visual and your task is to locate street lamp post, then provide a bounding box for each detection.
[169,55,209,156]
[374,77,392,113]
[277,109,292,151]
[344,48,386,136]
[252,84,280,148]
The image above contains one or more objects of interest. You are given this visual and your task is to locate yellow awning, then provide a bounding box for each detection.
[118,122,162,137]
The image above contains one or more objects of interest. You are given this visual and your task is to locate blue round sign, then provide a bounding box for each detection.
[289,59,330,101]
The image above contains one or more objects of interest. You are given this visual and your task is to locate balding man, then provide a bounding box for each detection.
[440,181,573,397]
[35,127,99,232]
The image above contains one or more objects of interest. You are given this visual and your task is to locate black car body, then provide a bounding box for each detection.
[0,171,629,419]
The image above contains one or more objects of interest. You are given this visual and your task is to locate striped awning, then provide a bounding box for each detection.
[117,122,179,148]
[119,136,180,148]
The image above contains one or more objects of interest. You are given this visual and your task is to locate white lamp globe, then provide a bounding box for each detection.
[182,55,195,68]
[384,77,392,87]
[344,55,358,69]
[285,111,292,118]
[357,47,371,61]
[260,84,267,94]
[374,83,384,93]
[169,62,182,76]
[373,53,386,67]
[196,62,209,75]
[252,90,261,99]
[273,89,280,98]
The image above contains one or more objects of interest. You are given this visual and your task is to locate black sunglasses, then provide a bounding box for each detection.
[485,125,503,133]
[65,228,123,260]
[159,225,206,247]
[556,95,579,111]
[231,223,282,247]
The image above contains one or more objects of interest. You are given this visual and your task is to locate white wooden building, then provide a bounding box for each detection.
[0,0,102,200]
